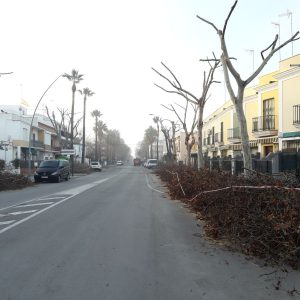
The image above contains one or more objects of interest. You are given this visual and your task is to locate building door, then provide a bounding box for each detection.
[264,145,273,157]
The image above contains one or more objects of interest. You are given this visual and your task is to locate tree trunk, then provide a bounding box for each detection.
[81,97,86,164]
[236,88,252,172]
[197,107,204,170]
[95,116,98,160]
[186,145,192,167]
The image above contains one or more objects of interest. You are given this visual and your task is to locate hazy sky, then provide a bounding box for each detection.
[0,0,299,153]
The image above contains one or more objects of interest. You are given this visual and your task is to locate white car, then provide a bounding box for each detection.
[116,160,123,166]
[146,159,158,169]
[90,161,102,171]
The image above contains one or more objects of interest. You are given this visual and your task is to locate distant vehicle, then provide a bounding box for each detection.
[133,158,141,166]
[34,159,70,183]
[146,159,158,169]
[116,160,123,166]
[90,161,102,171]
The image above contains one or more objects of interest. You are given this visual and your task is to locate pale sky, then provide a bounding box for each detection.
[0,0,299,154]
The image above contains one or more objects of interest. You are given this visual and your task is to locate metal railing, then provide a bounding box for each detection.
[252,115,277,131]
[214,132,223,143]
[293,105,300,125]
[31,140,44,148]
[227,127,241,139]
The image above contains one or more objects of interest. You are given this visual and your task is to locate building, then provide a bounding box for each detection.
[199,53,300,159]
[0,105,82,168]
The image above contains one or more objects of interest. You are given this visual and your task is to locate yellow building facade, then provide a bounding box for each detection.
[201,54,300,159]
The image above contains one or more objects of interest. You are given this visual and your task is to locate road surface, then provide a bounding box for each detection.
[0,165,299,299]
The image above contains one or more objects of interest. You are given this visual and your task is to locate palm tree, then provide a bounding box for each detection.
[63,69,84,150]
[96,120,108,161]
[144,126,157,159]
[152,116,160,160]
[78,88,95,164]
[91,110,102,160]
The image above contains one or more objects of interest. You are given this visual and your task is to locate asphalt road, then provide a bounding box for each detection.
[0,165,299,300]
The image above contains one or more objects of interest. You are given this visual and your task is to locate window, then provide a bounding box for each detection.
[263,98,275,130]
[220,122,224,142]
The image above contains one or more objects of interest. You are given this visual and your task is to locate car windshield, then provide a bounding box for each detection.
[148,160,157,163]
[91,162,99,165]
[39,161,59,168]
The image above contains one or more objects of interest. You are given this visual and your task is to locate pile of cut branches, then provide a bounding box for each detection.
[155,165,300,269]
[0,171,33,191]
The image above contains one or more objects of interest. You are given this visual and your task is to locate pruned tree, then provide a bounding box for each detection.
[160,119,180,162]
[153,60,220,169]
[45,106,68,148]
[161,101,198,167]
[197,0,299,173]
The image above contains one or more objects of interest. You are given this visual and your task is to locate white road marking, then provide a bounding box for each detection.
[38,196,67,201]
[0,220,15,225]
[16,202,54,208]
[145,174,164,194]
[9,210,38,215]
[0,177,111,235]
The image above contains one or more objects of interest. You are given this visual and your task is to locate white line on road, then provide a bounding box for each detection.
[145,174,164,194]
[9,210,38,215]
[0,220,16,225]
[16,202,54,208]
[0,177,111,235]
[38,196,67,201]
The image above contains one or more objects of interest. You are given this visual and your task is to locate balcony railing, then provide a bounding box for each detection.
[214,132,223,143]
[252,115,277,132]
[227,127,241,139]
[31,140,44,148]
[293,105,300,125]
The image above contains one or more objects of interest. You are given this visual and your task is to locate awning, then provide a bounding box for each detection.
[21,147,37,155]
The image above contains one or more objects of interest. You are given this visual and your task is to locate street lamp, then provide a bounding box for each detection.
[28,74,63,178]
[279,10,293,56]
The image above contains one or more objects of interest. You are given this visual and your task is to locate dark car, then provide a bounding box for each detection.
[34,159,70,183]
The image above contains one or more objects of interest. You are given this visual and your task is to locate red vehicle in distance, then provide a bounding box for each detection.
[133,158,141,166]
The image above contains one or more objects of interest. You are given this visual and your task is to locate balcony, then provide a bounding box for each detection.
[31,140,44,148]
[214,132,224,146]
[293,105,300,128]
[252,115,278,137]
[227,127,241,144]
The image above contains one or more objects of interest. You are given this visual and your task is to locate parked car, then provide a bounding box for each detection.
[116,160,123,166]
[90,161,102,171]
[146,159,158,169]
[34,159,70,183]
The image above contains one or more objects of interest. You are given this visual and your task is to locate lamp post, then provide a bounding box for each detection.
[28,74,62,178]
[279,10,293,56]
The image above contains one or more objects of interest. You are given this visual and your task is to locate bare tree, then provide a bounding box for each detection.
[197,0,299,173]
[161,101,198,167]
[153,60,220,169]
[160,119,180,162]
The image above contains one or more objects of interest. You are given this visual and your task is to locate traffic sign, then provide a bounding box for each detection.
[61,149,75,155]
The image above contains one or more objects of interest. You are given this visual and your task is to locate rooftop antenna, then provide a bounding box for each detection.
[271,22,281,60]
[245,49,255,73]
[279,9,293,56]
